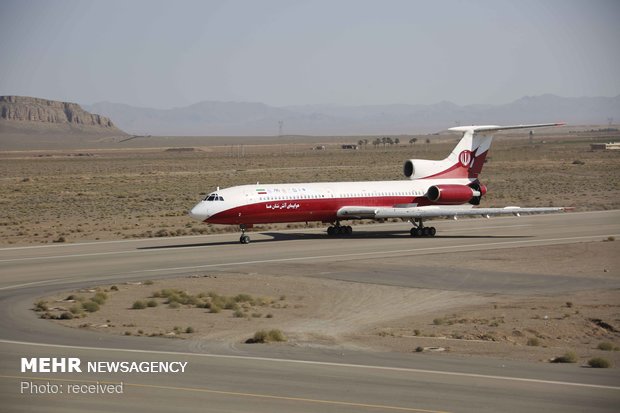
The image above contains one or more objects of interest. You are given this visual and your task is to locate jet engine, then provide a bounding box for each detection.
[403,159,449,180]
[426,184,482,205]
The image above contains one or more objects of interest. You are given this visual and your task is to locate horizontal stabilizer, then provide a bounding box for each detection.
[449,123,565,133]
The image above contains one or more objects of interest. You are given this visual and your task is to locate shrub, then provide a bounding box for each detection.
[146,299,158,308]
[168,301,180,309]
[597,342,614,351]
[413,329,421,336]
[267,329,286,342]
[82,300,100,313]
[132,300,147,310]
[246,329,286,344]
[34,300,48,312]
[588,357,610,368]
[234,294,253,303]
[209,305,221,313]
[144,280,154,285]
[415,346,424,353]
[110,285,119,291]
[91,292,108,304]
[249,330,268,343]
[185,326,195,334]
[551,351,578,363]
[59,312,74,320]
[233,309,245,318]
[433,318,446,325]
[69,304,83,314]
[527,338,540,347]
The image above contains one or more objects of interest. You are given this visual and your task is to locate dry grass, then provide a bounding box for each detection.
[1,131,619,245]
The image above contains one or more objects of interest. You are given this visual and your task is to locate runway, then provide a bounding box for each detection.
[1,210,619,412]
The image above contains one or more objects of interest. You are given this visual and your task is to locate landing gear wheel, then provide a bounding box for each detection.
[240,235,250,244]
[410,226,436,237]
[327,223,352,236]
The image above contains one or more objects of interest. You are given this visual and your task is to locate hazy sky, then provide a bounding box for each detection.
[1,0,618,108]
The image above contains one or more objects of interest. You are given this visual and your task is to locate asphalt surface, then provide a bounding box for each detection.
[1,210,619,412]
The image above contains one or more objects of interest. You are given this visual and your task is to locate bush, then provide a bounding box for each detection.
[234,294,253,303]
[34,300,48,312]
[527,338,540,347]
[597,342,614,351]
[185,326,195,334]
[69,304,83,314]
[415,346,424,353]
[146,299,158,308]
[82,300,100,313]
[433,318,446,325]
[91,292,108,305]
[551,351,578,363]
[246,329,286,343]
[168,301,180,309]
[588,357,610,368]
[132,300,147,310]
[209,305,221,313]
[110,285,119,291]
[233,309,245,318]
[267,329,286,342]
[59,312,74,320]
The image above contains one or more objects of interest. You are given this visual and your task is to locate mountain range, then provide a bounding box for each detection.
[83,94,618,136]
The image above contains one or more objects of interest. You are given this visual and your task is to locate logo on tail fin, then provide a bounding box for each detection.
[458,150,473,168]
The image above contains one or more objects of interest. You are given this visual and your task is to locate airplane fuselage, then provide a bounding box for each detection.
[190,178,469,225]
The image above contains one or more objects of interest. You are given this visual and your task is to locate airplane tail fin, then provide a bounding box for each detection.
[404,123,564,180]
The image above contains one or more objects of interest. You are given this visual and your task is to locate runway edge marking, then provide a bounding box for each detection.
[1,339,618,391]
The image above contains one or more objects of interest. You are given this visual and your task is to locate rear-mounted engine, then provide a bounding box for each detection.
[426,184,485,205]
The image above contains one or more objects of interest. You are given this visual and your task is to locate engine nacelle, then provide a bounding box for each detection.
[403,159,450,180]
[426,184,481,205]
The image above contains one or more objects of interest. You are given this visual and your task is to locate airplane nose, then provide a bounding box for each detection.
[189,203,209,221]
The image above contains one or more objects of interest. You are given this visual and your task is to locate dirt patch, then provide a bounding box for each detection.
[35,241,620,365]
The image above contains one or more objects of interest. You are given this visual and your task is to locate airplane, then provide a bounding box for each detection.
[189,123,567,244]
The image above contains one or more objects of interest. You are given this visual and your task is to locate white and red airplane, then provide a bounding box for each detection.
[189,123,566,244]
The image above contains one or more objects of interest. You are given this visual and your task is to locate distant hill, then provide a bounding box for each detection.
[1,96,122,130]
[86,94,620,136]
[0,96,126,149]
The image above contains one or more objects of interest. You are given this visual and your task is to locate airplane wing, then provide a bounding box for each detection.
[337,205,566,220]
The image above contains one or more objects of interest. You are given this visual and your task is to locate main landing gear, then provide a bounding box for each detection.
[410,219,436,237]
[327,222,353,236]
[239,224,250,244]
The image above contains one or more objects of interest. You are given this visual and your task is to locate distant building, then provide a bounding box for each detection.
[590,142,620,150]
[341,144,359,150]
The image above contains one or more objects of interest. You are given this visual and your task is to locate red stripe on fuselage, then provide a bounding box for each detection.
[206,196,432,225]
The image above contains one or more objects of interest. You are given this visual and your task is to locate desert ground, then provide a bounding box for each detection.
[36,240,619,365]
[3,128,619,366]
[1,129,619,246]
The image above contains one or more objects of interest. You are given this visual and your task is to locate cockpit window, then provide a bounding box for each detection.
[203,194,224,201]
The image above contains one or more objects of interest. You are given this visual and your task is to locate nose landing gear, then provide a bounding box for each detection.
[239,224,251,244]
